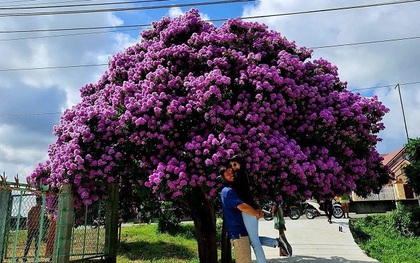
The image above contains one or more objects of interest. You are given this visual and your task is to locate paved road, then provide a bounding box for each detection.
[253,214,379,263]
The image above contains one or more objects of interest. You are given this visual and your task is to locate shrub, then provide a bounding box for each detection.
[411,207,420,236]
[157,204,184,234]
[157,210,182,234]
[390,203,420,237]
[349,217,371,243]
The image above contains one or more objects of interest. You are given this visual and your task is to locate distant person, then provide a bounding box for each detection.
[45,210,56,260]
[340,193,350,218]
[324,198,334,224]
[23,196,42,262]
[272,202,292,256]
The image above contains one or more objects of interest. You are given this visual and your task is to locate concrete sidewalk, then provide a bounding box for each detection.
[253,215,379,263]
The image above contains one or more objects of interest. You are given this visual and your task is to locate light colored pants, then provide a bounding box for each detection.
[242,212,277,263]
[232,236,252,263]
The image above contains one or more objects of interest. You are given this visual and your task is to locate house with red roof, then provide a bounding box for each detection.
[351,146,418,212]
[381,147,415,199]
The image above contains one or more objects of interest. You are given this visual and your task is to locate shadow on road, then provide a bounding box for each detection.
[264,255,377,263]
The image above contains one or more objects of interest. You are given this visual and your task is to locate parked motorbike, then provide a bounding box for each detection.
[286,205,301,220]
[261,201,275,221]
[261,201,302,220]
[304,199,344,219]
[285,202,307,220]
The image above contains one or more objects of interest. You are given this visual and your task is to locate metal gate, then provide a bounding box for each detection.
[0,177,118,263]
[0,179,52,263]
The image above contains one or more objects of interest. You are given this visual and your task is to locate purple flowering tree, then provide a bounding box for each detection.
[29,9,390,262]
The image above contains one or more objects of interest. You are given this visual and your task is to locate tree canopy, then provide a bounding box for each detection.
[403,138,420,194]
[29,9,390,213]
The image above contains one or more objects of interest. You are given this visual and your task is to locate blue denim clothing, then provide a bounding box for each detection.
[242,212,277,263]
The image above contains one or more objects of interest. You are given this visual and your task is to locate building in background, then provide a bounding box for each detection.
[383,147,415,200]
[351,147,418,212]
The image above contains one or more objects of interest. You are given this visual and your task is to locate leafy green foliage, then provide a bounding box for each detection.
[157,208,182,235]
[403,138,420,194]
[156,202,194,235]
[390,203,420,237]
[350,209,420,263]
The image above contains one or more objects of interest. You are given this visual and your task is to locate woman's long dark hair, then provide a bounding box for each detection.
[229,156,259,209]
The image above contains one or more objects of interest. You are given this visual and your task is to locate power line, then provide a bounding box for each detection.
[0,0,48,6]
[310,36,420,50]
[0,0,93,7]
[0,28,141,42]
[0,0,254,17]
[1,2,417,117]
[2,0,420,33]
[0,0,419,48]
[0,1,420,70]
[2,31,420,70]
[1,0,419,17]
[214,0,420,20]
[0,63,108,72]
[0,111,62,117]
[0,0,170,10]
[350,81,420,92]
[2,34,420,70]
[0,23,148,34]
[3,24,420,51]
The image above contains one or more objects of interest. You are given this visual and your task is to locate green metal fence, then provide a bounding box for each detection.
[68,200,107,261]
[0,177,118,263]
[0,180,52,263]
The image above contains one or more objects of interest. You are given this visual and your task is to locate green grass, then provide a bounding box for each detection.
[350,214,420,263]
[117,223,200,263]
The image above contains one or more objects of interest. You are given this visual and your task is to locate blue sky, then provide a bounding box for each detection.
[1,0,419,178]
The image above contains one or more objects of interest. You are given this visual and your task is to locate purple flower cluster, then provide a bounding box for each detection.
[28,9,390,209]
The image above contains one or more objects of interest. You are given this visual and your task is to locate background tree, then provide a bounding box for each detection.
[29,9,390,262]
[403,138,420,194]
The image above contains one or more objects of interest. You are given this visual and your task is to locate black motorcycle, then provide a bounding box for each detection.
[261,201,302,221]
[261,201,275,221]
[285,202,306,220]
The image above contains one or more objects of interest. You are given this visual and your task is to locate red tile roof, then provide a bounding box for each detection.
[381,146,404,166]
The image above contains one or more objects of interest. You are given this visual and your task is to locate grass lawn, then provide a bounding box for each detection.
[117,223,200,263]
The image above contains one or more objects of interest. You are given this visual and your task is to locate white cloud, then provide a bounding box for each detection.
[169,6,184,18]
[168,6,212,24]
[0,7,137,178]
[0,123,50,176]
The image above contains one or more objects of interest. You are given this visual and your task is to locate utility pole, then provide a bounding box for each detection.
[394,84,418,206]
[395,83,409,144]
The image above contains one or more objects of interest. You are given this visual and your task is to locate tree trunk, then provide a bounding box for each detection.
[193,209,217,263]
[220,221,233,263]
[182,188,218,263]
